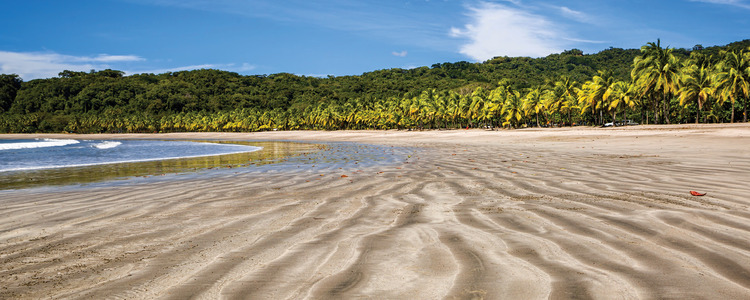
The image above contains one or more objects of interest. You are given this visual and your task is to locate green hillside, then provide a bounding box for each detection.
[1,39,748,133]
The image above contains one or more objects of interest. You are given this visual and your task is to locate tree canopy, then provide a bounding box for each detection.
[1,39,749,133]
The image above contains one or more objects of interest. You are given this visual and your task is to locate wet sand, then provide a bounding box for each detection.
[2,124,750,299]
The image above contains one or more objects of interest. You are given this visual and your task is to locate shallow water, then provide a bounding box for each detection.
[89,141,416,189]
[0,141,319,190]
[0,139,261,172]
[0,140,414,191]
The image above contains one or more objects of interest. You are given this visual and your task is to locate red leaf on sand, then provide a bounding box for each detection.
[341,175,348,178]
[690,191,706,196]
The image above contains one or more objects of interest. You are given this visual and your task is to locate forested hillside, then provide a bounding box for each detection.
[1,39,749,133]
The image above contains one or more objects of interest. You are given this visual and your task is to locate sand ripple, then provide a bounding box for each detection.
[2,128,750,299]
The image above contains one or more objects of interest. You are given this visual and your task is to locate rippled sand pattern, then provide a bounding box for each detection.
[1,126,750,299]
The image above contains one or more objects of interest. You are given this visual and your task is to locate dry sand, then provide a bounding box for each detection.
[2,124,750,299]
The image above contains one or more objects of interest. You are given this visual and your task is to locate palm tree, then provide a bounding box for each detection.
[454,92,473,128]
[678,53,714,123]
[580,70,615,125]
[713,48,750,123]
[488,83,509,127]
[603,81,637,124]
[407,94,429,130]
[441,91,461,128]
[550,77,579,126]
[523,85,546,127]
[501,87,524,128]
[631,39,681,124]
[468,87,488,128]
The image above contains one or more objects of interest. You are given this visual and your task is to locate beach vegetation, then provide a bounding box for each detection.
[1,40,749,133]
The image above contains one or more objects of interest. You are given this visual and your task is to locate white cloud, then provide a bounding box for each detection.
[559,6,588,21]
[86,54,145,63]
[127,62,256,75]
[230,63,257,72]
[0,51,144,80]
[127,64,222,75]
[450,2,564,61]
[123,0,455,51]
[0,50,256,79]
[299,73,334,78]
[563,37,608,44]
[689,0,750,9]
[391,50,408,57]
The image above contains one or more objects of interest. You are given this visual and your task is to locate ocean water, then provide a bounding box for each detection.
[0,138,262,173]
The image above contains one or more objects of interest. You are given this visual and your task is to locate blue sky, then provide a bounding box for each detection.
[1,0,749,80]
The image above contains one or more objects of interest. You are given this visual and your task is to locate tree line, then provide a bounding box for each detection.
[0,39,748,133]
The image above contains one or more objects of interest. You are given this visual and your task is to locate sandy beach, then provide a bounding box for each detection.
[2,124,750,299]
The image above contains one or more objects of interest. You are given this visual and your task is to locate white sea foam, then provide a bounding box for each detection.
[0,144,263,173]
[0,139,80,150]
[93,141,122,149]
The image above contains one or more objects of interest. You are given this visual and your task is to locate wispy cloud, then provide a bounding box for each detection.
[391,50,408,57]
[127,62,256,75]
[559,6,583,18]
[689,0,750,9]
[234,63,257,72]
[134,0,422,31]
[562,37,608,44]
[556,6,594,23]
[0,50,255,80]
[450,2,565,60]
[121,0,454,50]
[127,64,224,75]
[84,54,145,63]
[0,51,144,80]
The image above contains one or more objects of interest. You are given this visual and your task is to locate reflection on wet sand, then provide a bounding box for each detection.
[0,141,321,190]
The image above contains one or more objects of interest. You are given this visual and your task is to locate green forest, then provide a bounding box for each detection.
[1,39,749,133]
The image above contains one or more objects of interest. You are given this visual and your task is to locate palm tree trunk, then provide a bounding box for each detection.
[664,94,671,124]
[613,111,617,125]
[696,107,700,124]
[660,98,665,124]
[696,100,702,124]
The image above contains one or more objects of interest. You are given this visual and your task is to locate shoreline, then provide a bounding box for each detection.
[2,124,750,299]
[3,122,750,143]
[0,141,325,190]
[0,141,262,173]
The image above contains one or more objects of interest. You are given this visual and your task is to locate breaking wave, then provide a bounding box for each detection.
[0,139,80,151]
[93,141,122,149]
